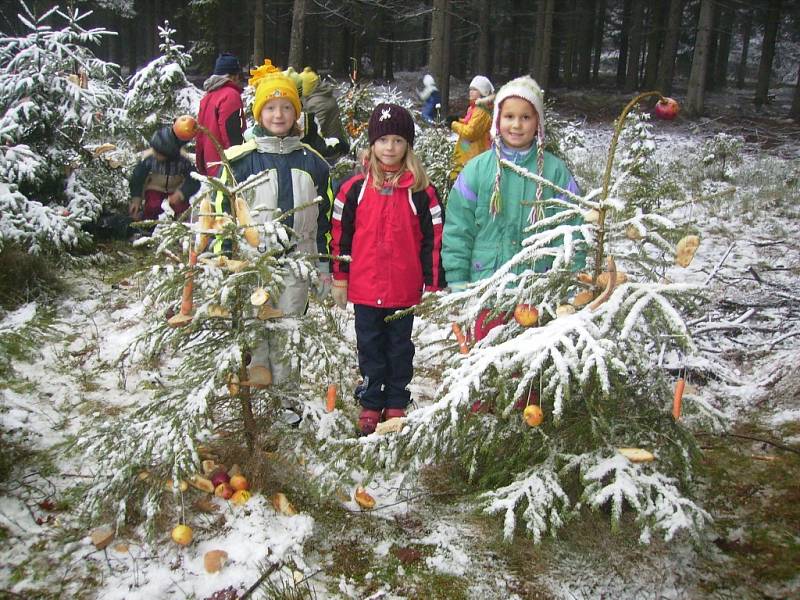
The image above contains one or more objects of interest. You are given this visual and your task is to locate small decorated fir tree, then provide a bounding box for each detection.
[123,21,201,141]
[319,93,711,544]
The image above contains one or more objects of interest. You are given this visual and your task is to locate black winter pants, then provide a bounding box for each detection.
[354,304,414,411]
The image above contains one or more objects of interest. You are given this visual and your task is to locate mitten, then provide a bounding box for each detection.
[331,279,348,309]
[448,281,468,293]
[313,262,332,298]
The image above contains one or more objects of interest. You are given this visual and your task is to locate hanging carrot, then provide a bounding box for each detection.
[168,249,197,328]
[451,322,469,354]
[325,384,337,412]
[672,377,685,420]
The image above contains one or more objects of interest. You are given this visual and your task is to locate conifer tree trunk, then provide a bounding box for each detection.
[563,0,576,87]
[288,0,306,69]
[685,0,715,116]
[705,2,720,90]
[714,5,734,89]
[531,0,546,79]
[429,0,446,75]
[736,11,752,89]
[624,0,644,91]
[538,0,555,90]
[791,61,800,120]
[643,2,663,89]
[477,0,490,75]
[616,0,631,87]
[441,4,452,113]
[591,0,606,83]
[253,0,264,66]
[754,0,782,107]
[577,0,593,85]
[656,0,683,96]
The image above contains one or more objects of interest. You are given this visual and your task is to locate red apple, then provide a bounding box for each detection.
[210,469,230,488]
[229,474,249,491]
[513,303,539,327]
[214,482,234,499]
[654,97,680,120]
[173,115,198,141]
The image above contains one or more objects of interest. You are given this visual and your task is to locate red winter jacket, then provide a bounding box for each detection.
[332,171,445,308]
[196,79,245,176]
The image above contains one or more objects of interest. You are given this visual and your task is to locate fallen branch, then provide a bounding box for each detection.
[696,431,800,455]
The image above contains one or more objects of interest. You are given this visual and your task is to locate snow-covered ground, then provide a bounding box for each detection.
[1,86,799,599]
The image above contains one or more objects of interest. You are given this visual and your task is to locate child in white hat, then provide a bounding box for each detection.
[449,75,495,182]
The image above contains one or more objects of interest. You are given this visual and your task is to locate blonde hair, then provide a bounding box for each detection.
[365,145,430,193]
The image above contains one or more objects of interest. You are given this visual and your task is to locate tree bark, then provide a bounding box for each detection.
[531,0,546,79]
[577,0,594,85]
[616,0,631,87]
[714,5,734,90]
[656,0,683,96]
[477,0,490,75]
[642,2,664,89]
[624,0,643,91]
[563,0,576,87]
[685,0,715,116]
[253,0,264,66]
[736,10,752,89]
[790,60,800,120]
[539,0,555,90]
[591,0,606,83]
[429,0,446,75]
[441,3,452,114]
[705,1,720,90]
[288,0,306,70]
[754,0,782,107]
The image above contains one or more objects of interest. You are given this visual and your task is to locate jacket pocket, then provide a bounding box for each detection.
[471,241,500,282]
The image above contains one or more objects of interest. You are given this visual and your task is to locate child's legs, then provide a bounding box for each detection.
[143,190,167,220]
[384,310,414,410]
[354,304,388,411]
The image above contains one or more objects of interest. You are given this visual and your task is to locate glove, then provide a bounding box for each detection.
[331,279,348,309]
[448,281,468,293]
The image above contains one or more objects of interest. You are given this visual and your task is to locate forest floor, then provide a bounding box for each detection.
[1,83,799,599]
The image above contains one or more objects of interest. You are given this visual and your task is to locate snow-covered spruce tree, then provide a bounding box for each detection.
[319,92,711,543]
[123,21,201,142]
[74,149,355,534]
[0,2,123,254]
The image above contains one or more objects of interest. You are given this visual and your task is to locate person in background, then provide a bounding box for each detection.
[331,103,445,435]
[449,75,494,182]
[196,52,246,176]
[417,74,442,124]
[299,66,350,160]
[128,125,199,221]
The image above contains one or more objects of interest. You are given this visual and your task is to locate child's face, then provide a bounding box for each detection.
[468,88,481,102]
[260,98,297,136]
[498,97,539,149]
[372,134,408,168]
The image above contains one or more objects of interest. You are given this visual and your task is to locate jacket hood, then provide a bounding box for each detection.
[203,74,240,92]
[306,81,334,97]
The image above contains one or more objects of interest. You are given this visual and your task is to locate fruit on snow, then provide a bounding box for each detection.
[171,524,193,545]
[231,489,251,506]
[214,483,234,499]
[354,486,376,510]
[210,469,230,488]
[271,492,298,516]
[653,97,680,120]
[523,404,544,427]
[173,115,198,141]
[204,549,229,573]
[229,474,249,491]
[513,303,539,327]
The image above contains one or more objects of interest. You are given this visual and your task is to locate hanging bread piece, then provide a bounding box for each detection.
[589,256,618,311]
[675,235,700,267]
[234,196,261,247]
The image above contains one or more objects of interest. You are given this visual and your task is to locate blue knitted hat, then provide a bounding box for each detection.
[214,53,241,75]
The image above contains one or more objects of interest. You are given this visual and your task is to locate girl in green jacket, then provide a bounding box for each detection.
[441,75,584,342]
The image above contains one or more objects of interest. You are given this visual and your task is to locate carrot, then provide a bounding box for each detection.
[168,249,197,327]
[326,384,337,412]
[672,378,685,420]
[451,322,469,354]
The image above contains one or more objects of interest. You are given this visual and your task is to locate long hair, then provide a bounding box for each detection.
[365,145,430,192]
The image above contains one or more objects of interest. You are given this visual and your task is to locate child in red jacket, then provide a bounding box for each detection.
[331,103,446,435]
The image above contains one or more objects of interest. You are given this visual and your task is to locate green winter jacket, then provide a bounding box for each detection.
[442,143,585,285]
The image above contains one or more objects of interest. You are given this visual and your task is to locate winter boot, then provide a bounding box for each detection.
[383,407,406,421]
[357,408,381,436]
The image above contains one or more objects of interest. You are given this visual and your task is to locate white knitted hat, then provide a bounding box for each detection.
[468,75,494,98]
[490,75,545,140]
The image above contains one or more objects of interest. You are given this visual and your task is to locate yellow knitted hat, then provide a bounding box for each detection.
[252,72,302,121]
[248,58,280,88]
[299,66,319,97]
